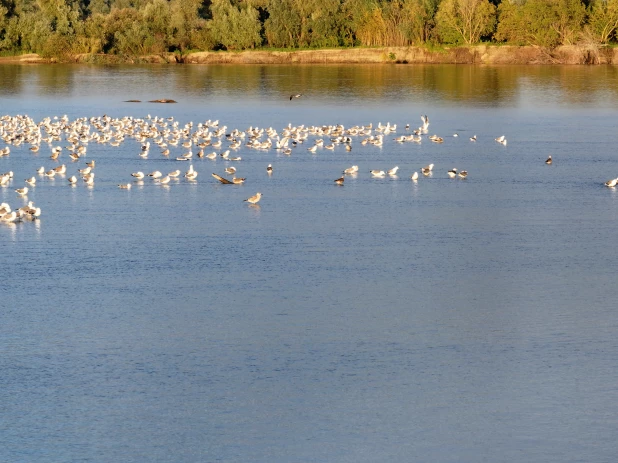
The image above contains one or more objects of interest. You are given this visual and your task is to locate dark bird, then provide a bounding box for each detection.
[545,155,552,165]
[289,93,302,101]
[334,177,344,185]
[211,173,233,184]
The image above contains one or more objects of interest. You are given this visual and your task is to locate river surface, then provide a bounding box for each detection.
[1,64,618,463]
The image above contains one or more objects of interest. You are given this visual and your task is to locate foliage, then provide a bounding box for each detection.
[496,0,586,47]
[435,0,497,44]
[0,0,615,58]
[209,0,262,50]
[588,0,618,43]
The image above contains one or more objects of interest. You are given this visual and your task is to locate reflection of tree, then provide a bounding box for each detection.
[0,65,25,96]
[36,65,75,96]
[175,64,522,106]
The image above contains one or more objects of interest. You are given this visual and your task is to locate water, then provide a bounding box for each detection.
[1,64,618,463]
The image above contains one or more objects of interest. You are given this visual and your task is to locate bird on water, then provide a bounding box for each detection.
[290,93,302,101]
[244,192,262,204]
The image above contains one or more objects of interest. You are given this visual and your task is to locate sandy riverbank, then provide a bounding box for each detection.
[2,45,617,65]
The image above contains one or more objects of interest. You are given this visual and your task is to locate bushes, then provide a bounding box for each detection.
[4,0,618,59]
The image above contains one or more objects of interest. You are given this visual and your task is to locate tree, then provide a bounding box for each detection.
[435,0,496,44]
[496,0,586,47]
[264,0,302,47]
[209,0,262,50]
[588,0,618,43]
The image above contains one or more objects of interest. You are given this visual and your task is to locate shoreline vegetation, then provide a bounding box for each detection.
[1,45,617,65]
[2,1,618,66]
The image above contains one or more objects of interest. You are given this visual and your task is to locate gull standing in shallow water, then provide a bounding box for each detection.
[244,192,262,204]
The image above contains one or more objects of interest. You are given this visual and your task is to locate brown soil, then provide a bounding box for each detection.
[2,46,618,65]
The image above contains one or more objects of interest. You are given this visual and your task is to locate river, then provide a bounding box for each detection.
[1,64,618,462]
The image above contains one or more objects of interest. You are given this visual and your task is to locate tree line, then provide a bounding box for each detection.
[0,0,617,58]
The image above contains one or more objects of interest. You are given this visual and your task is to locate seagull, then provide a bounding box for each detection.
[225,166,237,175]
[604,178,618,187]
[447,168,458,178]
[470,135,477,142]
[267,164,273,174]
[25,177,36,186]
[334,177,344,185]
[421,163,434,175]
[458,170,468,179]
[421,115,429,132]
[16,187,28,196]
[118,183,131,189]
[148,171,162,179]
[244,192,262,204]
[411,172,419,181]
[131,171,145,179]
[232,177,246,184]
[68,175,78,185]
[545,155,552,165]
[388,166,399,176]
[168,170,181,178]
[289,93,302,100]
[370,170,386,177]
[343,165,359,175]
[495,135,506,145]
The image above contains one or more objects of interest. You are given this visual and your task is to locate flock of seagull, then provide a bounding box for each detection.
[0,111,614,224]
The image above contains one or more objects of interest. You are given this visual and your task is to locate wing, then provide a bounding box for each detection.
[211,173,233,184]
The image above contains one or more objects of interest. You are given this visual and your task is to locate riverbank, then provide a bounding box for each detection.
[2,45,617,65]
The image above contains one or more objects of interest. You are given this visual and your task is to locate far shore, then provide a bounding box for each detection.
[1,45,617,65]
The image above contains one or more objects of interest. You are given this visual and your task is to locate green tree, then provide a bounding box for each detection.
[435,0,497,44]
[264,0,301,47]
[496,0,586,47]
[209,0,262,50]
[588,0,618,43]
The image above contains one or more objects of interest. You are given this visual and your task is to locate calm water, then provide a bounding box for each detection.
[1,64,618,463]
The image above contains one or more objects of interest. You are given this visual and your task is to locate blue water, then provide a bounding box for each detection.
[1,64,618,463]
